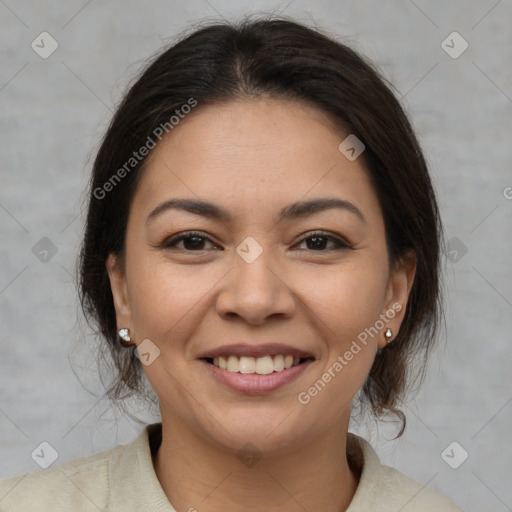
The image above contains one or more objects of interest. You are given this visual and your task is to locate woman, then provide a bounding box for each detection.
[0,17,462,511]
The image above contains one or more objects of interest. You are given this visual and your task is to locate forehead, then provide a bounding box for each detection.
[132,98,382,223]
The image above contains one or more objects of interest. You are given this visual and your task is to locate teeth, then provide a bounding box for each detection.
[239,356,255,374]
[227,356,239,372]
[211,354,305,374]
[273,355,285,371]
[255,355,274,375]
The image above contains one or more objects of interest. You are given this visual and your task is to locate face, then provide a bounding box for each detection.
[108,98,415,453]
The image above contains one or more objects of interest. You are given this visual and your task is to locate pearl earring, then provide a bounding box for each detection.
[117,328,132,347]
[384,328,393,344]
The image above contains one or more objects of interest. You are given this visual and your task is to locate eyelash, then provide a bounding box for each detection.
[161,231,352,252]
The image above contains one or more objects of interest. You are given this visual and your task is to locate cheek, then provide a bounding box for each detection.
[294,255,387,394]
[294,266,385,420]
[299,257,389,342]
[124,248,218,342]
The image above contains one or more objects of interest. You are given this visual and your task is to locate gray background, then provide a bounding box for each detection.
[1,1,511,511]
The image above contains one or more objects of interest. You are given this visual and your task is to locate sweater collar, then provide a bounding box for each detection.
[109,423,176,511]
[109,422,382,511]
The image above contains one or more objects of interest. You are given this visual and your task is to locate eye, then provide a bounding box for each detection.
[160,230,350,252]
[161,231,221,251]
[293,231,351,251]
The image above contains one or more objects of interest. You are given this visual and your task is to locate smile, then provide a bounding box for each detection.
[202,357,314,394]
[208,355,306,374]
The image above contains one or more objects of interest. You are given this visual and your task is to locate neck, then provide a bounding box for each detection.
[153,414,359,512]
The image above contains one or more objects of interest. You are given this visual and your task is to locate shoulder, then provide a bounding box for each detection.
[0,424,168,512]
[375,463,462,511]
[0,444,119,512]
[347,434,462,512]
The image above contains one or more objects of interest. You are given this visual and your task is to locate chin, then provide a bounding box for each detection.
[197,405,312,455]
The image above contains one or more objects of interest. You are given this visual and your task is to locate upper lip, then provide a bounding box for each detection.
[198,343,315,360]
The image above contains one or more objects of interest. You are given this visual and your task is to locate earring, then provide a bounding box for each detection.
[384,328,393,344]
[117,328,132,348]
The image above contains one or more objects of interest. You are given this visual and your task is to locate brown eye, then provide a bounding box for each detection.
[294,232,351,251]
[162,232,220,251]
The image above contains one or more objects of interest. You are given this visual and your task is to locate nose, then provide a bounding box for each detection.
[215,253,296,325]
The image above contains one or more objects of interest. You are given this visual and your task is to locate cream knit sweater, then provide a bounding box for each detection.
[0,423,462,511]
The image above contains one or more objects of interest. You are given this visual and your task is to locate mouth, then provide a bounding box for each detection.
[202,354,313,375]
[198,344,315,394]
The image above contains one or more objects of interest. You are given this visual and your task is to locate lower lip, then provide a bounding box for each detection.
[201,359,313,394]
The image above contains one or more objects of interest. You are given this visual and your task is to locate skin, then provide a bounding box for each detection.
[107,98,416,512]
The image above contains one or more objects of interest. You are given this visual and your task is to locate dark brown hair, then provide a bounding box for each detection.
[79,16,443,433]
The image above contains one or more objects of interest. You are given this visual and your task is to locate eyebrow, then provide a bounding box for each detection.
[146,197,366,225]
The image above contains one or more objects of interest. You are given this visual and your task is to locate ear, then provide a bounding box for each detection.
[378,250,417,348]
[106,253,133,332]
